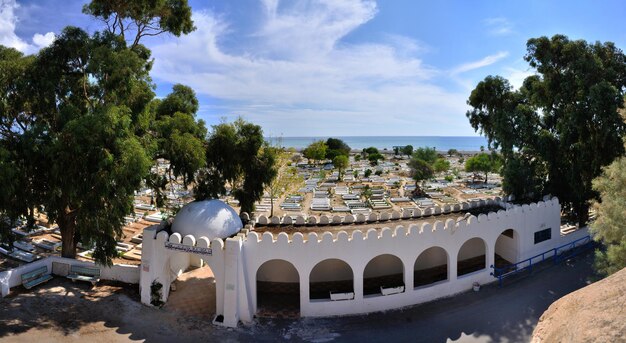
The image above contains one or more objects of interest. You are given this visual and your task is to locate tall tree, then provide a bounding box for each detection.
[0,2,195,264]
[408,158,434,196]
[590,148,626,275]
[467,35,626,225]
[149,84,207,207]
[333,155,349,181]
[195,119,277,214]
[83,0,195,48]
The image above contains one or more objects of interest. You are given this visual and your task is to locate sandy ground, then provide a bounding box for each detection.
[0,251,597,343]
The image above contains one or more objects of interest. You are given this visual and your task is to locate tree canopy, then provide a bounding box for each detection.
[325,138,350,160]
[464,153,500,183]
[590,147,626,275]
[467,34,626,225]
[0,1,195,264]
[83,0,195,48]
[303,140,327,163]
[194,119,277,214]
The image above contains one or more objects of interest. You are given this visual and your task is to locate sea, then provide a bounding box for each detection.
[267,136,489,152]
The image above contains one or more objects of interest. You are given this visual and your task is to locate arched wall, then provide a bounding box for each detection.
[141,197,583,325]
[414,246,448,271]
[494,229,519,264]
[310,259,353,282]
[457,237,487,261]
[363,254,404,278]
[256,259,299,283]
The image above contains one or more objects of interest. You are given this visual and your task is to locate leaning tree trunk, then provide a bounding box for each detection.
[59,207,78,258]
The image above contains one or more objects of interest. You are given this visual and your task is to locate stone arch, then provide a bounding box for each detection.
[256,259,300,317]
[363,254,404,296]
[457,237,487,277]
[414,246,449,287]
[309,259,354,300]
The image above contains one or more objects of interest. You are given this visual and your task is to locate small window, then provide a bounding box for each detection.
[534,228,551,244]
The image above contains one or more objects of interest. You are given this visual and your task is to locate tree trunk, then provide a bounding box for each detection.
[576,201,589,227]
[485,172,488,184]
[59,207,78,258]
[270,195,274,217]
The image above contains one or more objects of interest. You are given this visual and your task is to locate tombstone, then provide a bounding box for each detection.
[332,215,343,224]
[356,214,366,223]
[319,215,330,225]
[295,215,306,226]
[380,212,390,221]
[282,216,293,225]
[270,216,280,226]
[257,215,268,226]
[343,214,355,224]
[391,210,401,220]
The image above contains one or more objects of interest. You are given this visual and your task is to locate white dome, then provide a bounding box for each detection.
[172,200,242,240]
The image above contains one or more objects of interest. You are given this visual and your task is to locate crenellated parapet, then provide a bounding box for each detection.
[250,197,509,227]
[245,197,560,244]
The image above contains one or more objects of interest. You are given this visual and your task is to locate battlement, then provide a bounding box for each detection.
[250,197,516,227]
[245,197,559,244]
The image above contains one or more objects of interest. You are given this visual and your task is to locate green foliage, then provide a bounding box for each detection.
[374,170,383,176]
[332,155,349,181]
[0,24,159,264]
[467,34,626,224]
[408,158,434,193]
[368,152,384,165]
[152,85,207,186]
[402,145,414,157]
[413,147,438,165]
[408,146,442,195]
[303,140,327,163]
[447,149,458,156]
[0,2,197,263]
[444,175,454,182]
[590,149,626,275]
[325,138,351,160]
[464,153,500,183]
[364,169,373,178]
[433,158,451,174]
[194,119,277,214]
[354,154,361,161]
[84,0,195,48]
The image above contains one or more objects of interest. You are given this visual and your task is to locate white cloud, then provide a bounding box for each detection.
[150,0,476,136]
[484,17,513,36]
[0,0,55,53]
[32,31,55,48]
[451,51,509,75]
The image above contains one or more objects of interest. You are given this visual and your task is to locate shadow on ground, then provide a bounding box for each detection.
[0,252,597,343]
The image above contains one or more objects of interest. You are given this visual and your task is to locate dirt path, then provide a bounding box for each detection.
[0,252,597,342]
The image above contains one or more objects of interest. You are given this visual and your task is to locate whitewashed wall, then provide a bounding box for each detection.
[1,256,139,297]
[139,197,589,328]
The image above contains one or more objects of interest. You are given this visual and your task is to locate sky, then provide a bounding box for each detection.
[2,0,626,137]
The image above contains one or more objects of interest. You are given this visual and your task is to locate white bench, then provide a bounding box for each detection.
[330,291,354,301]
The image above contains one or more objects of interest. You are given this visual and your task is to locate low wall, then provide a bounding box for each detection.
[1,256,139,297]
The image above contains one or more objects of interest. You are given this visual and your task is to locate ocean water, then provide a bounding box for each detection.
[267,136,489,152]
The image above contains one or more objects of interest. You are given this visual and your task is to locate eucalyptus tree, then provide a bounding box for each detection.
[467,35,626,225]
[195,119,277,214]
[0,1,195,264]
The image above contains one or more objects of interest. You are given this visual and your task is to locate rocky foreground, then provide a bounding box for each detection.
[532,267,626,343]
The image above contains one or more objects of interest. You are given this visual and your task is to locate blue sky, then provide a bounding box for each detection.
[2,0,626,136]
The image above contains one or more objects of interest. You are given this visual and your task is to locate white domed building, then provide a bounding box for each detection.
[171,200,242,241]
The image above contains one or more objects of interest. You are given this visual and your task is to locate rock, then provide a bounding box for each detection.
[531,267,626,343]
